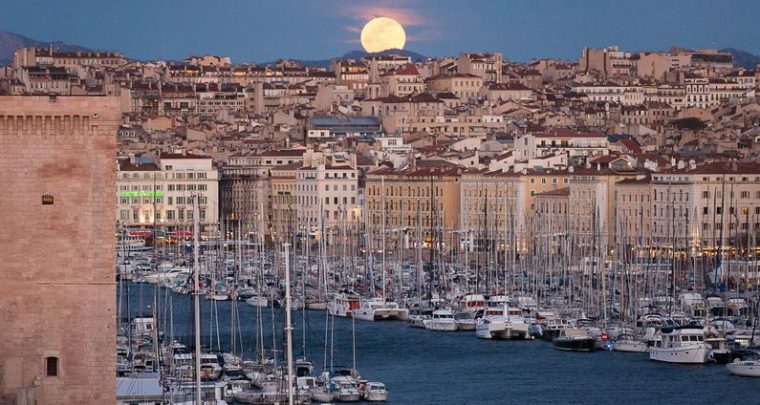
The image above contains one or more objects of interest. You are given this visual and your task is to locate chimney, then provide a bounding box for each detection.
[677,160,686,169]
[689,160,696,170]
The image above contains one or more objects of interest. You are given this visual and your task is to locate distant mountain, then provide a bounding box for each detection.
[0,29,91,64]
[264,49,428,69]
[340,48,427,62]
[721,48,760,70]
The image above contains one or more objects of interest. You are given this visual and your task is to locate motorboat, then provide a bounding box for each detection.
[423,309,458,332]
[332,375,361,402]
[352,298,409,321]
[407,308,433,328]
[552,328,596,352]
[363,382,388,402]
[328,291,362,317]
[612,333,649,353]
[200,353,223,380]
[244,295,268,308]
[454,311,476,331]
[649,326,710,364]
[727,359,760,377]
[705,337,733,364]
[540,318,572,342]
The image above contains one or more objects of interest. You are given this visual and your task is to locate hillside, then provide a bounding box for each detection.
[0,29,90,64]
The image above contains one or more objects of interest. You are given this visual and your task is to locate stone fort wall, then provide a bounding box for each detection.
[0,96,120,404]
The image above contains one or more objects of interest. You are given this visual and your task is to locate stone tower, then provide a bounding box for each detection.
[0,96,121,404]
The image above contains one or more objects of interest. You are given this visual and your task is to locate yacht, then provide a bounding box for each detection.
[552,328,596,352]
[460,293,486,313]
[142,267,190,284]
[475,306,529,340]
[540,318,572,342]
[454,311,476,331]
[407,307,433,328]
[649,326,710,364]
[363,382,388,402]
[423,309,458,331]
[328,290,362,317]
[200,353,223,380]
[332,375,362,402]
[352,298,409,321]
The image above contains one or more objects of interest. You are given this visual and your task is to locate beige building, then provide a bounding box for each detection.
[534,187,571,255]
[515,128,610,161]
[0,95,121,404]
[365,161,463,246]
[568,163,643,255]
[653,162,760,254]
[425,73,483,101]
[116,152,219,231]
[457,52,503,83]
[460,168,572,252]
[270,161,302,238]
[380,64,424,96]
[295,151,361,237]
[615,174,654,251]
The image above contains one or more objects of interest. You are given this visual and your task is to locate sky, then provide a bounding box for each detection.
[1,0,759,63]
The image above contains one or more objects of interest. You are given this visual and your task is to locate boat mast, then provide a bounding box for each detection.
[284,242,295,405]
[382,175,387,301]
[428,173,435,300]
[192,194,202,405]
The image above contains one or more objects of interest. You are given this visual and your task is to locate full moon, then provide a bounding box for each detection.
[360,17,406,53]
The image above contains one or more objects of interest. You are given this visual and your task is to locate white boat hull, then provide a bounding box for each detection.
[649,344,710,364]
[476,320,529,339]
[365,391,388,402]
[423,320,458,332]
[245,297,268,308]
[353,308,409,321]
[307,301,328,310]
[727,361,760,377]
[614,340,649,353]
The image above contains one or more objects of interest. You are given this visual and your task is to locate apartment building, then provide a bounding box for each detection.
[365,161,463,246]
[116,152,219,231]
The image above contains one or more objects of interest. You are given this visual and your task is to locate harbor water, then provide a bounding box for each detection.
[122,282,758,404]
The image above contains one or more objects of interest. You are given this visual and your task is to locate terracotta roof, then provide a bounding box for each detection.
[160,152,210,159]
[535,187,570,197]
[118,159,159,172]
[533,128,606,138]
[663,161,760,175]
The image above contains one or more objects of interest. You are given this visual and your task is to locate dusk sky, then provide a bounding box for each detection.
[2,0,759,62]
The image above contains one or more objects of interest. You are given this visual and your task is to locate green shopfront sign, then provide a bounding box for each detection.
[120,191,164,198]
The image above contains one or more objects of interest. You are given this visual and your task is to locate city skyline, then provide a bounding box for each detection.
[2,0,760,62]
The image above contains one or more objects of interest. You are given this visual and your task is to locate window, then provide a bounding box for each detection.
[46,357,58,377]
